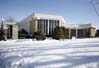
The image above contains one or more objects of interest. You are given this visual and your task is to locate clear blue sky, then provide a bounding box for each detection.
[0,0,99,28]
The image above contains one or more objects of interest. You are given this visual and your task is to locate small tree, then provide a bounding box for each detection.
[61,27,69,39]
[32,31,46,40]
[0,30,4,40]
[52,26,64,40]
[18,29,30,39]
[0,20,7,41]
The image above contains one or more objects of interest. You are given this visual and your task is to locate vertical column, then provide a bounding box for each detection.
[76,28,78,38]
[42,19,44,33]
[47,19,49,35]
[30,19,34,34]
[12,24,18,39]
[34,19,38,32]
[43,20,45,34]
[69,28,71,39]
[44,20,46,35]
[45,20,48,35]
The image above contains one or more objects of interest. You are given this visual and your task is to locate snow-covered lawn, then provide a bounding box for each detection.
[0,38,99,68]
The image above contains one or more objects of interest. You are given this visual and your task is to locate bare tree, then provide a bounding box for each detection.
[5,17,15,22]
[90,0,99,16]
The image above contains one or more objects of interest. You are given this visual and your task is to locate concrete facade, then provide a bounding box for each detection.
[12,24,18,39]
[19,13,65,35]
[18,13,96,38]
[64,24,96,38]
[0,21,18,39]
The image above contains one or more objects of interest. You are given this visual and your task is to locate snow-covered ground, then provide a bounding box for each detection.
[0,38,99,68]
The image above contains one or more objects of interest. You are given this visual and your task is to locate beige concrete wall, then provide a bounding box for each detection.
[29,19,38,34]
[12,24,18,39]
[89,27,96,37]
[34,19,38,32]
[29,20,34,34]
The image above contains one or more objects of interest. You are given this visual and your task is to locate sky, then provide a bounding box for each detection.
[0,0,99,28]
